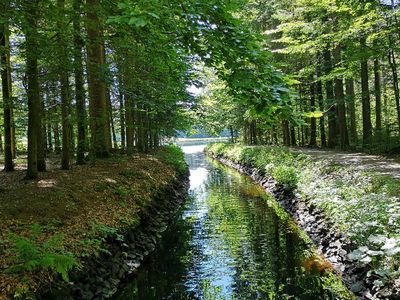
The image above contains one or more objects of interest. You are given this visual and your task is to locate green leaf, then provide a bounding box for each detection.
[303,111,324,118]
[147,12,160,19]
[128,17,147,27]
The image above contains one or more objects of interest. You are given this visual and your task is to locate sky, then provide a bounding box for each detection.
[379,0,399,7]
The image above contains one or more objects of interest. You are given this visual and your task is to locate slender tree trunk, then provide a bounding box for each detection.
[316,81,327,147]
[374,59,382,132]
[107,88,117,149]
[118,77,125,150]
[37,88,46,172]
[360,37,373,143]
[382,68,390,136]
[137,105,145,152]
[53,126,61,154]
[282,121,290,146]
[324,50,337,148]
[125,93,134,154]
[388,49,400,135]
[42,103,48,153]
[316,60,327,148]
[309,81,317,147]
[334,46,349,148]
[47,122,53,151]
[345,79,357,143]
[74,0,87,165]
[57,0,71,170]
[86,0,110,157]
[290,123,297,146]
[272,125,278,145]
[23,0,41,179]
[0,10,14,171]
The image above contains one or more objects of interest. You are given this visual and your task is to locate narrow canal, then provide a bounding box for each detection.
[115,144,353,299]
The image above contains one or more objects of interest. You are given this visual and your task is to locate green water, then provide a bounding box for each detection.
[114,144,353,300]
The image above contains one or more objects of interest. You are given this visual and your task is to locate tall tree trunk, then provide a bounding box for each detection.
[282,121,290,146]
[42,102,48,153]
[374,59,382,132]
[107,88,117,149]
[316,61,327,147]
[345,79,357,143]
[118,76,125,150]
[47,122,53,151]
[37,88,46,172]
[334,46,349,148]
[388,49,400,135]
[272,125,278,145]
[137,104,145,152]
[360,37,373,143]
[125,93,134,154]
[290,123,297,146]
[86,0,110,157]
[58,0,71,170]
[23,0,41,179]
[54,124,61,153]
[309,81,317,147]
[382,68,390,136]
[324,49,337,148]
[0,7,14,171]
[74,0,87,165]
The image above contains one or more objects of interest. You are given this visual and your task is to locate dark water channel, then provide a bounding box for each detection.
[114,144,351,300]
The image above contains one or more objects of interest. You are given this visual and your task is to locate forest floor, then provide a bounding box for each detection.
[0,147,185,299]
[290,147,400,179]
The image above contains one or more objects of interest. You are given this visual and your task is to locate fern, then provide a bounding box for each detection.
[8,224,78,282]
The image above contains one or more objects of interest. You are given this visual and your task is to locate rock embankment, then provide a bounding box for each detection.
[209,154,377,299]
[40,171,189,299]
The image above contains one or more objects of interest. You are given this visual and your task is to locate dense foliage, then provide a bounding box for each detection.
[196,0,400,153]
[0,0,291,178]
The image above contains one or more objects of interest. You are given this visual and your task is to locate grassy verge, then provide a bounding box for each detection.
[206,143,400,293]
[0,145,187,299]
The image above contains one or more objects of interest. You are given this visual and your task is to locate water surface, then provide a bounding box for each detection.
[114,144,351,299]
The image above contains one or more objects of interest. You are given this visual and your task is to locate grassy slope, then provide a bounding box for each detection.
[0,146,187,299]
[206,143,400,293]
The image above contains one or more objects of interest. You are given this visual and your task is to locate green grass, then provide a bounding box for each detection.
[156,144,188,175]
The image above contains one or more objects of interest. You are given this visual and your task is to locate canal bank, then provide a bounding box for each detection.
[113,143,354,299]
[0,146,189,300]
[206,143,400,300]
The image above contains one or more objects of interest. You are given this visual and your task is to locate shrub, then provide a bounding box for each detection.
[272,165,299,190]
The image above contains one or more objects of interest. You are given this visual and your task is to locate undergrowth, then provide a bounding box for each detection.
[206,143,400,294]
[156,144,188,175]
[7,224,78,282]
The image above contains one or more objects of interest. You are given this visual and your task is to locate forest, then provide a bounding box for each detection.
[1,0,400,299]
[2,0,400,172]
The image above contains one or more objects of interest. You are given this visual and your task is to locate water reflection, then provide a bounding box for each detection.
[114,143,350,300]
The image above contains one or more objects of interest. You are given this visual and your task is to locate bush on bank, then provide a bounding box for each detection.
[206,143,400,293]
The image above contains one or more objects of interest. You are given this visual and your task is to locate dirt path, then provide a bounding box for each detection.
[290,147,400,179]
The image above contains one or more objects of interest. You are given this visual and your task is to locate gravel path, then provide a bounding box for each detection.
[290,148,400,179]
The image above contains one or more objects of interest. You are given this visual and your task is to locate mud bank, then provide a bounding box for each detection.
[39,171,189,300]
[208,152,384,300]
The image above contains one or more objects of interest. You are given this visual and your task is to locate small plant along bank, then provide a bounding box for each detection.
[206,143,400,300]
[0,146,189,299]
